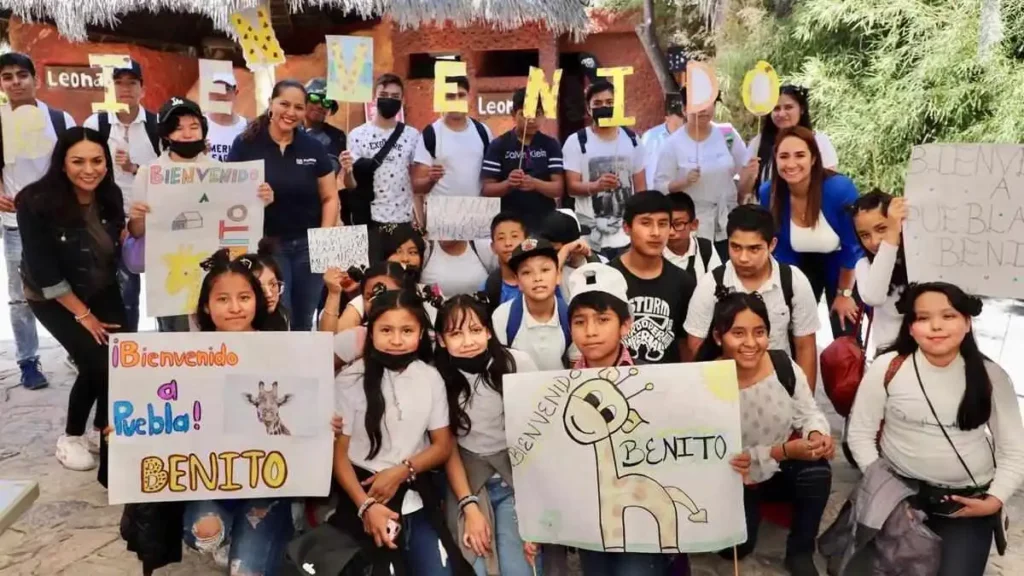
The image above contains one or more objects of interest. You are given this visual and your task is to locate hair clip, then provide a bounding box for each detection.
[417,284,445,309]
[713,284,735,301]
[379,223,399,235]
[749,291,766,303]
[369,282,388,300]
[236,257,254,270]
[470,291,491,306]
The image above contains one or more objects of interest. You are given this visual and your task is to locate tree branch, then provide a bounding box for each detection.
[635,0,679,95]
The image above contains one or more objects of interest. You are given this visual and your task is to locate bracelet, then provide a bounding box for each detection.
[74,309,93,323]
[458,495,480,515]
[402,459,417,484]
[357,496,377,519]
[781,441,789,460]
[321,310,339,317]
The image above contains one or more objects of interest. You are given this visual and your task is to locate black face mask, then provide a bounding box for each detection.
[168,139,206,159]
[449,351,490,374]
[370,348,418,372]
[376,98,402,120]
[591,106,614,121]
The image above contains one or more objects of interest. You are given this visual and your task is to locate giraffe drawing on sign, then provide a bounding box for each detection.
[244,381,292,435]
[563,367,707,553]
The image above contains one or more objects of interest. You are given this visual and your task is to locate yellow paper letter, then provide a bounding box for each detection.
[433,60,468,113]
[595,67,635,127]
[198,59,234,116]
[524,67,563,119]
[89,54,130,114]
[229,6,286,70]
[685,61,720,114]
[742,61,780,116]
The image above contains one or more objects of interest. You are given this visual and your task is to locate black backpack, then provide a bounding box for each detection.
[685,237,714,279]
[422,118,489,158]
[712,262,796,353]
[768,349,797,397]
[575,126,638,155]
[97,111,161,155]
[0,106,69,171]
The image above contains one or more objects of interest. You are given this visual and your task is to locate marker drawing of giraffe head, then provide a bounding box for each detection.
[562,366,707,553]
[244,381,292,436]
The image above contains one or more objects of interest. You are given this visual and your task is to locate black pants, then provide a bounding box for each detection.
[927,513,995,576]
[793,252,862,339]
[28,284,125,436]
[731,459,832,559]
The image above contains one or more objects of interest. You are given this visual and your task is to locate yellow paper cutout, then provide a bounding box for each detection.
[433,60,468,113]
[595,67,635,127]
[88,54,130,114]
[742,61,780,116]
[524,66,562,119]
[327,36,374,103]
[198,59,234,116]
[229,6,286,71]
[701,361,739,403]
[684,61,719,115]
[162,245,208,314]
[0,105,49,163]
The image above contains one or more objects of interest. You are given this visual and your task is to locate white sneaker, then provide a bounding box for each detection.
[56,435,97,471]
[85,429,101,454]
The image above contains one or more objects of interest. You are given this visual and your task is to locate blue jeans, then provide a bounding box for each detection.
[116,263,140,333]
[183,498,293,575]
[3,227,39,363]
[472,477,536,576]
[401,509,454,576]
[578,550,671,576]
[273,236,322,331]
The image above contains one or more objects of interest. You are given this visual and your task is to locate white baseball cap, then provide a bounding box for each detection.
[211,71,237,87]
[567,263,629,307]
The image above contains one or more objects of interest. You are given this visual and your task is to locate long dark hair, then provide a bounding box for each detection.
[375,223,426,265]
[769,125,836,229]
[849,190,908,296]
[351,261,417,299]
[694,289,772,362]
[236,238,289,331]
[755,84,812,190]
[239,79,307,142]
[880,282,992,430]
[15,127,123,227]
[195,249,269,332]
[361,289,434,460]
[433,294,518,437]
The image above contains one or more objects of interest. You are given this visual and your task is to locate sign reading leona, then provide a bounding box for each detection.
[477,92,516,117]
[45,65,105,91]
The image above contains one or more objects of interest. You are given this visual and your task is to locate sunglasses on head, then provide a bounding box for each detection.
[308,93,336,108]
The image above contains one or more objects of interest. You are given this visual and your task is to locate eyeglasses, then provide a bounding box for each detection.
[670,219,693,231]
[262,281,285,296]
[308,93,336,109]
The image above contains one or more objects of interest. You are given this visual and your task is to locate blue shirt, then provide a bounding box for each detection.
[226,127,333,239]
[758,174,864,289]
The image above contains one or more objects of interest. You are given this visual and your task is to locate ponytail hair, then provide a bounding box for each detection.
[240,79,307,142]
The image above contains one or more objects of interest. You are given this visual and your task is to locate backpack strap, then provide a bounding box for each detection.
[470,118,490,152]
[374,123,405,165]
[712,264,726,290]
[48,107,67,136]
[422,123,437,158]
[883,354,909,394]
[143,110,161,155]
[718,125,735,152]
[622,127,638,147]
[507,296,525,345]
[423,241,435,269]
[576,128,588,155]
[556,294,571,349]
[768,349,797,397]
[697,237,713,269]
[97,112,111,141]
[778,262,794,312]
[467,240,488,270]
[485,270,503,311]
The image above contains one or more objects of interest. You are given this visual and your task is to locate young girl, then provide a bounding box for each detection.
[238,238,290,331]
[847,282,1024,576]
[695,290,833,576]
[850,190,908,352]
[332,289,472,575]
[326,262,410,369]
[435,294,539,576]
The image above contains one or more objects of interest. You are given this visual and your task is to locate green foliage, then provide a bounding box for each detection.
[716,0,1024,194]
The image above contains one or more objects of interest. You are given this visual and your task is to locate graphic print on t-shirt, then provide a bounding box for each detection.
[348,123,419,223]
[624,295,674,363]
[583,155,634,248]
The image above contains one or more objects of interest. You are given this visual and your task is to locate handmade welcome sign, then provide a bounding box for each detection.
[595,67,635,127]
[88,54,131,114]
[326,35,374,103]
[904,143,1024,299]
[107,332,335,504]
[434,60,468,113]
[229,5,286,70]
[524,66,562,119]
[143,159,265,317]
[504,362,746,553]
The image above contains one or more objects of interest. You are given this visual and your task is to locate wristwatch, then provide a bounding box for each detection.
[838,288,854,298]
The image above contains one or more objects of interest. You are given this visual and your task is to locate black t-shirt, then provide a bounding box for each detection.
[610,257,696,364]
[480,130,564,233]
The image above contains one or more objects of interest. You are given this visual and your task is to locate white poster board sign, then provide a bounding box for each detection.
[504,362,746,553]
[107,332,335,504]
[426,196,500,241]
[144,160,264,317]
[307,225,370,273]
[904,144,1024,298]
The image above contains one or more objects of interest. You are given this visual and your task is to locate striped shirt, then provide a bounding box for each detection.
[480,129,564,232]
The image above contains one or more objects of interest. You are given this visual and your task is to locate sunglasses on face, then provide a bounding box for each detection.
[308,93,336,109]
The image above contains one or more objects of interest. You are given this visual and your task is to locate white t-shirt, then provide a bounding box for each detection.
[83,108,161,217]
[664,232,722,279]
[414,119,492,197]
[746,131,838,171]
[492,296,577,371]
[562,128,646,250]
[348,122,420,224]
[205,115,248,162]
[457,348,537,455]
[420,240,497,297]
[653,126,746,242]
[641,122,673,190]
[790,215,840,254]
[2,101,77,228]
[684,259,820,355]
[854,241,904,352]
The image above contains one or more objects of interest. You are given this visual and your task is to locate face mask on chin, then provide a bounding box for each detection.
[449,350,490,374]
[167,139,205,159]
[369,348,418,371]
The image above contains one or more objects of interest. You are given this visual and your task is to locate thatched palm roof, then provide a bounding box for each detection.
[0,0,590,42]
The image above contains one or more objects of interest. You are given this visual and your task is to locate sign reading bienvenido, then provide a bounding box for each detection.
[476,92,515,117]
[45,65,106,91]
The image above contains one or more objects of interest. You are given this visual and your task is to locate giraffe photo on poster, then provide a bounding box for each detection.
[223,375,320,438]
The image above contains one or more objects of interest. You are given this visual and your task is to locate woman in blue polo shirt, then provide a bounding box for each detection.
[227,79,339,331]
[758,126,863,339]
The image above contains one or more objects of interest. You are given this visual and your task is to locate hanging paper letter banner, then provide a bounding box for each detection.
[229,5,286,70]
[434,60,468,113]
[198,59,235,115]
[904,144,1024,299]
[524,66,562,120]
[504,362,746,553]
[89,54,131,114]
[326,36,374,103]
[107,332,335,504]
[144,160,265,317]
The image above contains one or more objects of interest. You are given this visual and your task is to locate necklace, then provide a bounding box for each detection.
[386,373,403,421]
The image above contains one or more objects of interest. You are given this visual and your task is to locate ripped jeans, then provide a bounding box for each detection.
[182,498,293,575]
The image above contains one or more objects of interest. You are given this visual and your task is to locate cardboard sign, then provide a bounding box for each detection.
[307,225,370,273]
[426,196,501,241]
[107,332,335,504]
[198,59,235,115]
[434,60,468,113]
[229,6,286,70]
[88,54,130,114]
[742,61,780,116]
[904,144,1024,298]
[595,67,635,127]
[0,105,51,163]
[505,363,746,552]
[685,61,719,114]
[524,66,562,120]
[144,160,265,317]
[326,36,374,103]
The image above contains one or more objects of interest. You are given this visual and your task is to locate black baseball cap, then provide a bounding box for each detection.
[508,237,560,273]
[540,209,591,245]
[113,59,143,81]
[157,97,206,139]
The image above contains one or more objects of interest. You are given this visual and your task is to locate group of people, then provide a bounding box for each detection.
[2,47,1022,576]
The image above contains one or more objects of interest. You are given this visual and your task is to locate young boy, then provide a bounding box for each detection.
[491,237,575,370]
[664,191,720,280]
[482,212,527,308]
[610,191,696,364]
[685,204,821,386]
